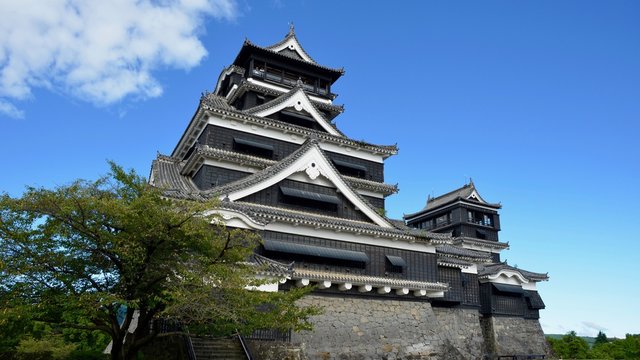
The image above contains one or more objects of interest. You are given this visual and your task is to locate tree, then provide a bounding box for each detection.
[594,330,609,347]
[547,331,590,359]
[0,163,318,360]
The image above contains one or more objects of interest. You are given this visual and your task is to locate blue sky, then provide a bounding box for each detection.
[1,1,639,338]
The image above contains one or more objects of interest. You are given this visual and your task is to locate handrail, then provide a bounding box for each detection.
[235,330,254,360]
[183,327,197,360]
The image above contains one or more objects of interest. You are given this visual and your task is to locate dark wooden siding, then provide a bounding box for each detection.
[259,230,439,283]
[478,283,541,319]
[238,179,372,222]
[196,125,385,182]
[362,195,384,211]
[458,224,499,241]
[197,125,298,161]
[326,151,384,182]
[438,266,463,303]
[192,165,249,190]
[462,273,480,306]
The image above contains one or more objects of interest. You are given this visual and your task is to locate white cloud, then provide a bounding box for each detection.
[581,321,607,335]
[0,0,237,117]
[0,99,24,119]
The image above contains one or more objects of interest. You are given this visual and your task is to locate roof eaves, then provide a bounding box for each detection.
[200,103,398,156]
[243,40,345,75]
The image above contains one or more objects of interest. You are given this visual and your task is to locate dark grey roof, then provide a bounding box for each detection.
[436,244,492,262]
[219,201,434,242]
[525,291,546,309]
[477,262,549,282]
[264,25,318,64]
[151,142,424,240]
[195,95,397,157]
[225,81,345,118]
[179,144,397,196]
[291,268,448,291]
[386,255,406,267]
[437,257,474,268]
[149,155,203,200]
[213,65,246,97]
[201,139,393,227]
[492,283,524,294]
[247,253,293,277]
[201,92,235,111]
[239,26,344,75]
[263,239,369,263]
[404,180,501,219]
[388,218,453,243]
[243,85,346,137]
[452,237,510,251]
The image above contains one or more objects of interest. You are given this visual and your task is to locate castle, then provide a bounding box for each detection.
[149,27,550,359]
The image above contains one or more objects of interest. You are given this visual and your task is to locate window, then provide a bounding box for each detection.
[467,210,494,227]
[278,109,317,129]
[279,185,339,212]
[263,239,368,268]
[233,137,274,159]
[435,213,449,227]
[332,159,367,179]
[385,255,406,273]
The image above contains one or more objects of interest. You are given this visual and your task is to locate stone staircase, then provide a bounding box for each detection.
[189,336,248,360]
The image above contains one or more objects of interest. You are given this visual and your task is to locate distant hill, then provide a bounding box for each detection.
[545,334,596,347]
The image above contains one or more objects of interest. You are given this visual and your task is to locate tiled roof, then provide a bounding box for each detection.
[201,92,236,111]
[453,237,510,251]
[219,201,426,241]
[213,65,246,97]
[437,257,474,269]
[182,145,397,196]
[149,155,203,200]
[201,139,394,226]
[240,37,344,75]
[150,142,420,240]
[477,262,549,282]
[404,181,500,219]
[197,95,397,156]
[403,228,453,243]
[264,25,318,64]
[436,244,492,262]
[248,253,293,277]
[202,139,315,196]
[242,85,346,137]
[226,80,344,117]
[292,268,449,291]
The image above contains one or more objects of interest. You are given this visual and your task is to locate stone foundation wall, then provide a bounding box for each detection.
[480,316,551,358]
[431,307,485,359]
[252,295,550,360]
[288,295,474,360]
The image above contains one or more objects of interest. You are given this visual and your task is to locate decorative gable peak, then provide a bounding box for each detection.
[245,86,344,137]
[208,139,394,229]
[262,23,317,64]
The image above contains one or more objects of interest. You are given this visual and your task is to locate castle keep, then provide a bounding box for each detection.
[150,27,550,359]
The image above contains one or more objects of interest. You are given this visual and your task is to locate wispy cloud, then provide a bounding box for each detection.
[0,0,237,119]
[581,321,607,335]
[0,99,24,119]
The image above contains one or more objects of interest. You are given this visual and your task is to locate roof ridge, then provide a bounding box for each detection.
[226,80,345,115]
[243,86,343,137]
[203,139,395,228]
[200,101,397,154]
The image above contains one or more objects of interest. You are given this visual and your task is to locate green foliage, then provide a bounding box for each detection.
[0,162,319,360]
[15,336,76,360]
[548,331,640,359]
[594,330,609,347]
[547,331,590,359]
